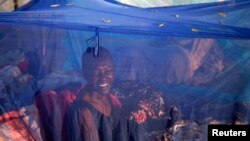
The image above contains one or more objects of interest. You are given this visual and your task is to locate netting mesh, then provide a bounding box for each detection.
[0,0,250,141]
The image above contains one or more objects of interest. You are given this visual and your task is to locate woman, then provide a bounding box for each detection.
[69,47,126,141]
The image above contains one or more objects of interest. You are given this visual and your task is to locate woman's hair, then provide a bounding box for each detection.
[81,47,113,72]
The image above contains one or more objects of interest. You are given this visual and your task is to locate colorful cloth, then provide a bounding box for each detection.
[113,81,169,141]
[114,81,167,124]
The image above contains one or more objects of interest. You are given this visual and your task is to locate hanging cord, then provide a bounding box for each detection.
[94,28,100,58]
[86,28,100,58]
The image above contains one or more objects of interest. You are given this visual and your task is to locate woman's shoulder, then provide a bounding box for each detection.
[109,94,122,109]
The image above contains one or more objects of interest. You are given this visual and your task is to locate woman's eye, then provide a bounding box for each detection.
[92,70,100,77]
[105,69,113,74]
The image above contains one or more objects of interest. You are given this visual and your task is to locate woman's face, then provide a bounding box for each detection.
[84,59,114,95]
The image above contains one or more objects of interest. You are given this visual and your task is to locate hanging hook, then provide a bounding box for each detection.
[86,28,100,58]
[94,28,100,58]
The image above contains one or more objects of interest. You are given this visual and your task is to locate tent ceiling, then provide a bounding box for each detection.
[0,0,249,38]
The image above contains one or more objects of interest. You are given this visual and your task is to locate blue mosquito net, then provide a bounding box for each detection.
[0,0,250,141]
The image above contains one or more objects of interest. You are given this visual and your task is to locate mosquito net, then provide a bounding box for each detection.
[0,0,249,141]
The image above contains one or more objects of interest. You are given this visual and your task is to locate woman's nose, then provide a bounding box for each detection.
[98,71,108,80]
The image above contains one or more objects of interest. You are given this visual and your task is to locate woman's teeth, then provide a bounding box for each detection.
[98,83,108,87]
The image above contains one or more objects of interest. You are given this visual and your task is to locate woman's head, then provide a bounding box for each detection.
[82,47,114,94]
